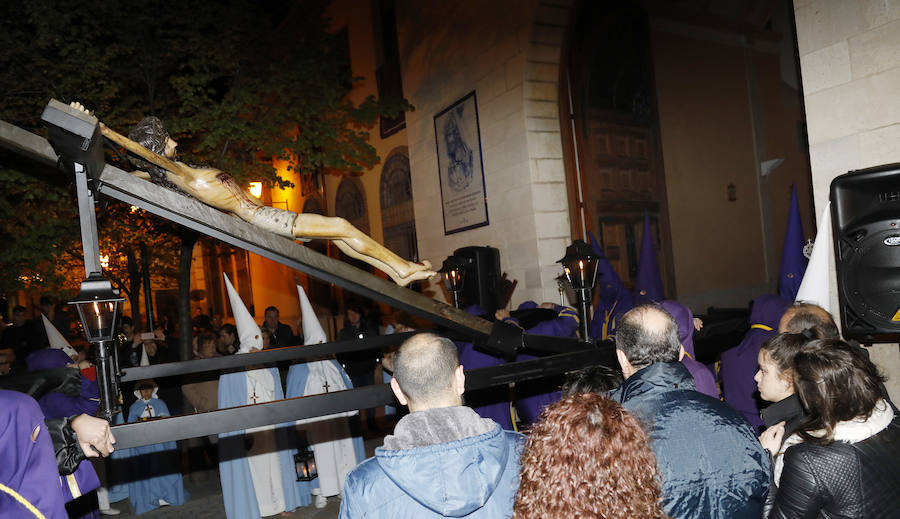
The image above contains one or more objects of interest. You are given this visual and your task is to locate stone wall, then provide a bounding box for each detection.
[397,0,573,306]
[793,0,900,401]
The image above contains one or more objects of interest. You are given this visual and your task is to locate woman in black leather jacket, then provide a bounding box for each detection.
[761,338,900,518]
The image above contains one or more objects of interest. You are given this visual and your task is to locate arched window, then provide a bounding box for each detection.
[379,150,417,261]
[335,178,370,235]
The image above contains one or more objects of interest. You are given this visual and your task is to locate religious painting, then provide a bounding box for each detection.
[434,91,489,235]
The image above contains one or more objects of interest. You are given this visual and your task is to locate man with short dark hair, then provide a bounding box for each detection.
[611,305,770,519]
[262,306,295,348]
[778,302,840,337]
[339,333,524,518]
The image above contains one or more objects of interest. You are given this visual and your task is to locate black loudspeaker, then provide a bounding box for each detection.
[454,246,502,315]
[831,163,900,342]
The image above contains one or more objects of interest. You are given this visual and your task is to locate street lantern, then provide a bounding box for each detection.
[294,449,318,482]
[69,272,124,420]
[440,256,468,308]
[557,239,599,341]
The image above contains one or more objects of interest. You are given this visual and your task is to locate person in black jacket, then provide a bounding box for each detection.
[761,338,900,518]
[756,333,813,441]
[262,306,295,348]
[610,305,770,519]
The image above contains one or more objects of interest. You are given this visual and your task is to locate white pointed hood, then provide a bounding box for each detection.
[795,202,835,314]
[294,285,352,424]
[297,284,327,345]
[223,273,262,353]
[42,314,77,360]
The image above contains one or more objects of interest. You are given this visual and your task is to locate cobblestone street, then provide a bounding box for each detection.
[108,435,387,519]
[111,471,340,519]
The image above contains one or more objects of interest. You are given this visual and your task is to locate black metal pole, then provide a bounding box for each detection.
[94,339,120,421]
[576,287,592,341]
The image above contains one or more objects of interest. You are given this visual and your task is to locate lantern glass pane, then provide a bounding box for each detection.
[76,300,117,341]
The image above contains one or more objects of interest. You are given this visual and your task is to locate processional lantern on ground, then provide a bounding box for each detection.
[440,256,468,308]
[557,239,599,341]
[294,449,318,482]
[70,272,124,421]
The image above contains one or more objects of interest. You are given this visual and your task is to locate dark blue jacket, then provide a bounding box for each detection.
[339,425,523,518]
[612,362,770,519]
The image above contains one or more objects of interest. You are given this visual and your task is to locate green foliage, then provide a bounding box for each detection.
[0,0,409,296]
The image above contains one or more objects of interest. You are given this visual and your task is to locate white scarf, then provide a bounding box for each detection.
[774,399,894,485]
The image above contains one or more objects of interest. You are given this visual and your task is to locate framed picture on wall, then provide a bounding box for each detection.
[434,91,489,235]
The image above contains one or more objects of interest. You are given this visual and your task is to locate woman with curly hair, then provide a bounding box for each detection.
[513,393,668,519]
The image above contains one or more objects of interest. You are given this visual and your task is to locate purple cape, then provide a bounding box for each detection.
[633,212,665,305]
[27,349,100,419]
[26,348,101,512]
[720,294,791,429]
[587,232,633,340]
[508,302,579,424]
[0,390,68,519]
[659,301,718,399]
[778,185,807,301]
[456,305,513,430]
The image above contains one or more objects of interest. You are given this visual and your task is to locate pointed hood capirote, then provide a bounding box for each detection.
[42,313,77,359]
[297,284,326,345]
[779,185,808,301]
[633,212,665,305]
[223,273,261,353]
[796,202,834,312]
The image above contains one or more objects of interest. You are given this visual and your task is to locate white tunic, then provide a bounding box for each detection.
[299,361,358,497]
[245,368,286,516]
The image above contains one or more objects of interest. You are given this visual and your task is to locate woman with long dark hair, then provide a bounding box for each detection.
[514,393,668,519]
[761,339,900,518]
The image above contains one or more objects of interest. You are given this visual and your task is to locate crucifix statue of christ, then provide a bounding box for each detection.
[69,102,436,287]
[322,380,330,393]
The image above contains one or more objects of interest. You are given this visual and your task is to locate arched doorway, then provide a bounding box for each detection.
[379,149,418,262]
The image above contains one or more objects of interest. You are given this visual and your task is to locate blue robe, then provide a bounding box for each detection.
[122,397,189,514]
[0,390,68,519]
[285,360,366,463]
[218,369,310,519]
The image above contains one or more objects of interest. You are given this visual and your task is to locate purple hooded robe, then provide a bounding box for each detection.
[455,305,514,430]
[659,301,718,399]
[588,232,634,340]
[0,390,69,519]
[720,294,791,430]
[778,185,807,301]
[633,212,665,306]
[25,349,101,516]
[506,302,579,424]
